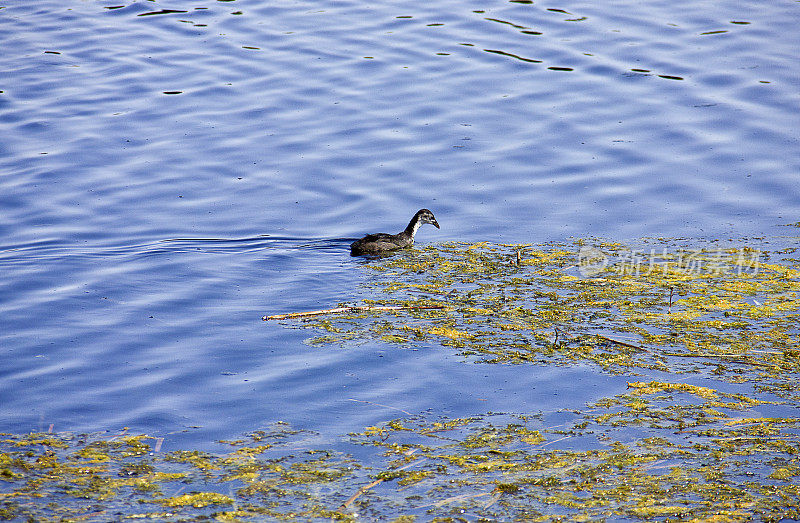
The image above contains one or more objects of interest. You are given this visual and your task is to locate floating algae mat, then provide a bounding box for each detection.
[1,383,799,521]
[3,238,799,521]
[303,238,800,397]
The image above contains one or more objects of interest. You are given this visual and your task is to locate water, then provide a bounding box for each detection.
[1,0,799,452]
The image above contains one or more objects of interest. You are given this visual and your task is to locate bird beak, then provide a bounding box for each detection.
[432,219,440,229]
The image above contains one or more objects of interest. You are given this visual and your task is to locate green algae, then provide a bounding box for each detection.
[342,383,799,521]
[2,383,799,521]
[294,239,799,396]
[0,424,358,522]
[4,238,798,521]
[156,491,235,508]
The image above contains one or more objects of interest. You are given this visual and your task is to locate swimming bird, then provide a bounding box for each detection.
[350,209,440,256]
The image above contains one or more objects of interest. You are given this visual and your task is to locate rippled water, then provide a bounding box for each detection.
[1,0,799,451]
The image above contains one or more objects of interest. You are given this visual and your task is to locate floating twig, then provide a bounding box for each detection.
[340,457,424,510]
[594,334,642,350]
[432,491,493,508]
[340,477,385,510]
[263,304,444,321]
[668,286,674,314]
[538,434,573,448]
[483,491,503,510]
[348,398,413,416]
[108,427,129,441]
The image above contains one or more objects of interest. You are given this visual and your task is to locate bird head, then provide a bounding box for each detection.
[417,209,440,229]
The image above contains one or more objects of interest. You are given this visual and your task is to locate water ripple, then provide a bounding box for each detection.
[1,0,799,443]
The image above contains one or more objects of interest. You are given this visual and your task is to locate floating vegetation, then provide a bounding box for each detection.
[345,382,800,521]
[2,382,798,521]
[0,424,357,522]
[5,239,796,520]
[288,239,799,396]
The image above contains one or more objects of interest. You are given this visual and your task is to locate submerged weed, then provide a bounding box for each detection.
[295,240,799,396]
[5,239,797,520]
[3,384,798,521]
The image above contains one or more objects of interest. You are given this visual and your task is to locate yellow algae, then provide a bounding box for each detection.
[231,444,273,456]
[72,447,114,463]
[11,435,69,449]
[165,450,220,471]
[346,405,800,519]
[5,239,800,521]
[725,417,800,426]
[768,466,799,480]
[520,431,546,445]
[157,492,235,508]
[397,469,434,486]
[627,381,719,399]
[278,239,798,397]
[427,325,471,340]
[380,334,408,343]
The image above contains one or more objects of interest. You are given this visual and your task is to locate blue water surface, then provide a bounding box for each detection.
[1,0,799,449]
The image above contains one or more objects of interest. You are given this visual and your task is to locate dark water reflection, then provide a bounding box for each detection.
[1,0,798,450]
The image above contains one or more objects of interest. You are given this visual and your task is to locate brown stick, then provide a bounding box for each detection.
[594,334,642,349]
[340,478,385,509]
[340,458,424,510]
[263,305,444,321]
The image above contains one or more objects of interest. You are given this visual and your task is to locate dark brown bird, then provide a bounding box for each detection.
[350,209,440,256]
